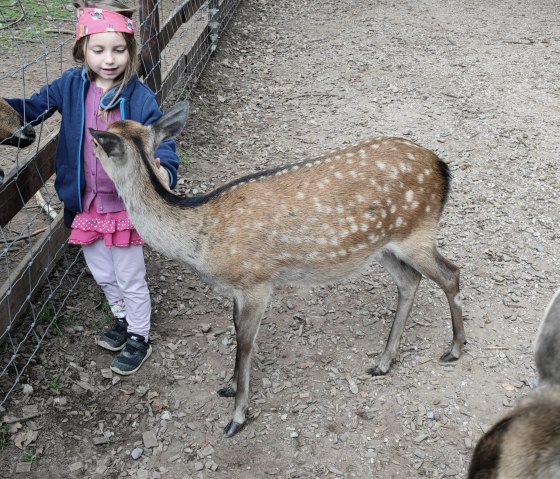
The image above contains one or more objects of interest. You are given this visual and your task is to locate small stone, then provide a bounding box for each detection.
[198,445,214,457]
[142,430,158,448]
[201,324,212,333]
[161,411,172,421]
[131,448,143,459]
[137,469,150,479]
[69,461,83,472]
[93,436,110,445]
[15,462,32,473]
[290,431,299,438]
[22,384,33,395]
[101,369,113,379]
[194,462,204,471]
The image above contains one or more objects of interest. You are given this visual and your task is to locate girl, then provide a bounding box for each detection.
[4,0,180,375]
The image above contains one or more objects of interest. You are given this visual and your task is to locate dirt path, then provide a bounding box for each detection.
[2,0,560,478]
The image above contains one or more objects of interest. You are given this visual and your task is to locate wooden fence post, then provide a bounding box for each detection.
[208,0,219,53]
[139,0,162,104]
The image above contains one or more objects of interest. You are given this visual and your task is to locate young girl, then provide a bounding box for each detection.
[4,0,180,375]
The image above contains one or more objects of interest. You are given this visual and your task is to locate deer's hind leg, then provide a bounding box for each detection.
[387,242,465,364]
[369,249,423,376]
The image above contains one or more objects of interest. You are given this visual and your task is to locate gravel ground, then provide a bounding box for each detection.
[2,0,560,477]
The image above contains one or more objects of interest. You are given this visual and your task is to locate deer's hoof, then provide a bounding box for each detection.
[217,386,236,397]
[367,366,388,377]
[224,420,244,437]
[440,351,460,363]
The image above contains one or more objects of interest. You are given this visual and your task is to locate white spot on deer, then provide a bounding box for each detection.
[454,294,463,309]
[424,168,431,176]
[327,252,337,259]
[376,161,386,170]
[380,209,387,219]
[417,173,424,183]
[350,224,359,233]
[291,165,300,171]
[296,191,305,200]
[325,157,332,163]
[395,217,403,228]
[405,190,414,203]
[340,229,349,238]
[334,172,344,179]
[229,246,237,255]
[305,163,313,168]
[350,170,358,178]
[336,205,344,214]
[411,201,419,209]
[407,152,416,160]
[359,149,367,158]
[335,155,342,160]
[356,194,365,203]
[426,205,432,213]
[338,249,347,257]
[314,160,322,166]
[368,234,378,242]
[360,223,369,232]
[371,143,380,150]
[390,204,397,214]
[317,237,327,245]
[346,152,354,158]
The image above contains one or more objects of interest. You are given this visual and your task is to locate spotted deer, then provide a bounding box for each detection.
[0,98,36,182]
[468,290,560,479]
[89,101,465,437]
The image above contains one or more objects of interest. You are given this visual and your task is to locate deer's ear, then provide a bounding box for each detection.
[152,101,190,145]
[535,289,560,385]
[89,129,126,160]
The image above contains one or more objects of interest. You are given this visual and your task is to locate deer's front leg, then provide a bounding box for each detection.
[223,285,270,437]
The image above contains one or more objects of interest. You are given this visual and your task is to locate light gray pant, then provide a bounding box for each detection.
[82,240,151,338]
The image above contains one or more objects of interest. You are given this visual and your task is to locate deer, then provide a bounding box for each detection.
[89,101,465,437]
[0,98,37,183]
[468,289,560,479]
[0,98,36,148]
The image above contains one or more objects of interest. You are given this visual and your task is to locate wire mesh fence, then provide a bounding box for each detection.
[0,0,239,410]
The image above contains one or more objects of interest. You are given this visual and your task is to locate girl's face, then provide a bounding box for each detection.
[85,31,130,90]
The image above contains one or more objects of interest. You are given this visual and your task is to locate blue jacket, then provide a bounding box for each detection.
[6,67,179,226]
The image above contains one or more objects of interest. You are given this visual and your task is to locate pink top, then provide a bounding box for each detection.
[68,83,143,247]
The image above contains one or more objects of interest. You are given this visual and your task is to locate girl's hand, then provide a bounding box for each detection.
[154,158,172,192]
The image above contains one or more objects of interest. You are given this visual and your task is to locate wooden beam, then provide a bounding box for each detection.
[0,214,69,344]
[0,137,57,228]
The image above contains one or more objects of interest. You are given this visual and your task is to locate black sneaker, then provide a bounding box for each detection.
[98,318,128,351]
[110,334,152,376]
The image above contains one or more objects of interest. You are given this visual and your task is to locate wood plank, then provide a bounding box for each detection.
[0,137,57,228]
[159,0,206,51]
[0,214,68,344]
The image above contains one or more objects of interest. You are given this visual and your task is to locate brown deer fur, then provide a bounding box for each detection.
[89,101,465,437]
[0,98,35,148]
[468,289,560,478]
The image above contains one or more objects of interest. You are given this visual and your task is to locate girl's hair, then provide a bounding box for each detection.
[72,1,139,109]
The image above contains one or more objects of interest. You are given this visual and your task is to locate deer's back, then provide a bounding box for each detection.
[186,137,449,287]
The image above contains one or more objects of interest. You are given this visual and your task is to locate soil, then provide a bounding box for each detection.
[2,0,560,478]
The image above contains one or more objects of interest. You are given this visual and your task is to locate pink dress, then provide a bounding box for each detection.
[68,84,143,247]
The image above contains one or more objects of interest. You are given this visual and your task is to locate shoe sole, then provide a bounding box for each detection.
[97,338,127,352]
[110,344,152,376]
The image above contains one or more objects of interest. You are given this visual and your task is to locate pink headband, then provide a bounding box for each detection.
[76,7,136,40]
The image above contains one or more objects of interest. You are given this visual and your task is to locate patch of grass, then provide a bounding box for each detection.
[48,376,61,391]
[179,151,192,169]
[91,304,113,331]
[0,423,9,451]
[0,0,73,44]
[37,307,61,335]
[21,451,36,463]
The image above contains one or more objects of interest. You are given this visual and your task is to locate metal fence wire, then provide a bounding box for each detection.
[0,0,240,410]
